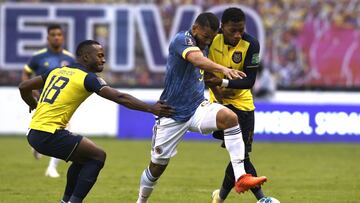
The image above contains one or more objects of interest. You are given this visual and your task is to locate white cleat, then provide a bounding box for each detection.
[31,148,42,160]
[211,189,223,203]
[45,167,60,178]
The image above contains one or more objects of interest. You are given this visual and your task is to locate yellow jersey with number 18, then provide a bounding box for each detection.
[29,64,106,133]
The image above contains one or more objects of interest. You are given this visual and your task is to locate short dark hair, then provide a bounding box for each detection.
[76,40,100,57]
[194,12,219,32]
[47,24,62,33]
[221,7,246,24]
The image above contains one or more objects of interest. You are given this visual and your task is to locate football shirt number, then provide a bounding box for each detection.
[40,76,69,104]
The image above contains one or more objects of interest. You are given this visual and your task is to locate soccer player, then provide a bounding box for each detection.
[19,40,174,203]
[136,12,267,203]
[22,24,75,178]
[205,7,273,203]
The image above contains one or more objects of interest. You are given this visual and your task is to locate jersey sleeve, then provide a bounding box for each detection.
[24,56,38,74]
[84,73,108,93]
[172,33,201,59]
[40,68,53,82]
[243,39,260,69]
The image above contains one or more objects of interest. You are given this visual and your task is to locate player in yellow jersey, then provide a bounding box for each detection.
[22,24,76,178]
[19,40,174,203]
[206,8,277,203]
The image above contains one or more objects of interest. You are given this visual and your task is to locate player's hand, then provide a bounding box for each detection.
[32,90,40,99]
[212,87,236,103]
[150,100,175,117]
[29,102,37,113]
[211,86,224,103]
[219,88,236,99]
[204,72,222,87]
[222,68,246,80]
[28,94,38,113]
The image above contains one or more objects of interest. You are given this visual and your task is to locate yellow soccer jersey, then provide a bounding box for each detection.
[30,64,107,133]
[208,33,260,111]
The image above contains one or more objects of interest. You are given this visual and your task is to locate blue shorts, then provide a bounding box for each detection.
[27,129,83,162]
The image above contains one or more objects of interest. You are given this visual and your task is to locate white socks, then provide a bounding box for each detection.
[137,168,158,203]
[49,157,60,168]
[224,125,246,180]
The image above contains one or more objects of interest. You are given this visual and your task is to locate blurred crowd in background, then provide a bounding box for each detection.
[0,0,359,94]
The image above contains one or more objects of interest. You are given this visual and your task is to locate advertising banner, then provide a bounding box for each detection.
[118,102,360,142]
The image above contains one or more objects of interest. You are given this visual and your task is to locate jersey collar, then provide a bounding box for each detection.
[70,63,90,73]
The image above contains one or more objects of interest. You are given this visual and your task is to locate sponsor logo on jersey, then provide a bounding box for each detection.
[251,53,260,64]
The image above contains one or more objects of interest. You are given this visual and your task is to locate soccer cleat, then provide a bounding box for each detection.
[211,189,223,203]
[31,148,42,160]
[234,174,267,193]
[45,166,60,178]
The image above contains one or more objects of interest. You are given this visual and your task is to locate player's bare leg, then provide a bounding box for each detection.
[61,137,106,203]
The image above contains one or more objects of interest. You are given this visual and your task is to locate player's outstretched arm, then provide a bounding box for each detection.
[186,51,246,80]
[18,76,44,112]
[97,86,174,117]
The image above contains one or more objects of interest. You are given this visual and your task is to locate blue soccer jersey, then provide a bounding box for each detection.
[24,48,75,76]
[160,31,207,122]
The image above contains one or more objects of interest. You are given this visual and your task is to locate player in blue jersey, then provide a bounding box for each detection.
[22,24,75,178]
[19,40,174,203]
[136,12,267,203]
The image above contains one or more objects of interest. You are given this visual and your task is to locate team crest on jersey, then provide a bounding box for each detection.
[61,60,70,67]
[232,51,242,64]
[185,37,195,46]
[154,146,162,154]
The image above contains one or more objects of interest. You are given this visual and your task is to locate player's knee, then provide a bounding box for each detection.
[94,148,106,162]
[217,108,238,129]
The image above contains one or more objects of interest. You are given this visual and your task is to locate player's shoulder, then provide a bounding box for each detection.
[62,49,75,58]
[241,32,259,47]
[173,31,196,45]
[213,33,223,43]
[31,48,48,58]
[210,34,224,49]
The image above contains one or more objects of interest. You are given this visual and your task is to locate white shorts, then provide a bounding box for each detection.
[151,100,225,165]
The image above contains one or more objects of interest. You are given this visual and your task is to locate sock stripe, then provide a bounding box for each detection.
[224,128,241,135]
[145,168,158,182]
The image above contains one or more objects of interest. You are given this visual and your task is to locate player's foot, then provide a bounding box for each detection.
[45,167,60,178]
[235,174,267,193]
[31,148,42,160]
[211,189,224,203]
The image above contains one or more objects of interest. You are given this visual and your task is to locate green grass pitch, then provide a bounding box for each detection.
[0,136,359,203]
